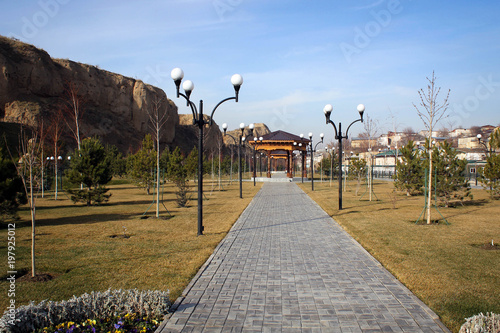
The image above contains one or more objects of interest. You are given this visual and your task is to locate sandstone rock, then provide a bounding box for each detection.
[174,114,223,155]
[0,35,178,153]
[222,123,271,148]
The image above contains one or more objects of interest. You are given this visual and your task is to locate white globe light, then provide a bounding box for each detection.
[222,123,228,130]
[308,132,313,138]
[231,74,243,87]
[182,80,194,92]
[249,123,254,130]
[240,123,245,129]
[323,104,333,114]
[171,68,184,81]
[357,104,365,113]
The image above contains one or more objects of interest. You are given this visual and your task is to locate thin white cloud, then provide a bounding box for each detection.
[349,0,385,11]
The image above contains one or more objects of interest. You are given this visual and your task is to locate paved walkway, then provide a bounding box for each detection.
[158,182,449,333]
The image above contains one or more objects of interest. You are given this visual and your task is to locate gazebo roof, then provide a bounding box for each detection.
[249,130,311,152]
[260,130,310,143]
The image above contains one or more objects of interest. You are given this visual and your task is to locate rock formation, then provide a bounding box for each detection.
[222,123,271,148]
[0,35,178,153]
[0,35,269,156]
[172,114,224,155]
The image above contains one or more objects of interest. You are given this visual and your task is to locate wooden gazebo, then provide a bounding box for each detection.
[248,130,310,178]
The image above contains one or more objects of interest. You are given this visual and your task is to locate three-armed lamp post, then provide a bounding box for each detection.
[323,103,364,210]
[171,68,243,236]
[308,133,324,191]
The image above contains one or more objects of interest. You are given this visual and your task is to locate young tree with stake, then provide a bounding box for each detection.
[413,72,450,224]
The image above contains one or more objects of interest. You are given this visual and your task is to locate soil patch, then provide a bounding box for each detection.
[18,273,56,282]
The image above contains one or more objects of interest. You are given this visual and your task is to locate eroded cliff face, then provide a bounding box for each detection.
[222,123,271,148]
[0,35,178,153]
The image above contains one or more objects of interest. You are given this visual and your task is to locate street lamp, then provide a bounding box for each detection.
[171,68,243,236]
[323,103,364,210]
[222,123,252,199]
[308,132,324,191]
[252,136,264,186]
[477,134,493,157]
[477,134,493,191]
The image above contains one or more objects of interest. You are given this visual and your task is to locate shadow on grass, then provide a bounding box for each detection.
[13,213,138,228]
[333,210,361,216]
[33,199,178,212]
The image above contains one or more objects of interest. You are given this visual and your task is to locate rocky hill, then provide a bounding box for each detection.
[0,36,271,156]
[0,35,178,153]
[222,123,271,148]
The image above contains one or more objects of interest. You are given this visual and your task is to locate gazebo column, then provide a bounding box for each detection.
[302,150,307,178]
[287,151,292,178]
[267,151,272,178]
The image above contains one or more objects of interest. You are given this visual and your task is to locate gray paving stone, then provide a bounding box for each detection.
[158,183,449,333]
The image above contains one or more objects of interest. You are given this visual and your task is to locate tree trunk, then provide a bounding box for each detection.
[156,136,160,218]
[30,164,36,277]
[427,146,433,224]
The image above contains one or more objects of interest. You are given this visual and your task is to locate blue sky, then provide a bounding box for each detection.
[2,0,500,145]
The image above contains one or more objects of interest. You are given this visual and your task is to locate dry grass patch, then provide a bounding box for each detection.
[0,180,262,314]
[299,180,500,333]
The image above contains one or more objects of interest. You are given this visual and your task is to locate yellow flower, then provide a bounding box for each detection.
[152,319,158,325]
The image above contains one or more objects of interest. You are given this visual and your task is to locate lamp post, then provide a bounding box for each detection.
[327,147,336,187]
[477,134,493,191]
[299,134,305,183]
[368,148,373,201]
[252,136,264,186]
[477,134,493,157]
[323,103,364,210]
[308,132,324,191]
[171,68,243,236]
[223,123,252,198]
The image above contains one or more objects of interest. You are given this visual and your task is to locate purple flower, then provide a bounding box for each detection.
[91,328,96,333]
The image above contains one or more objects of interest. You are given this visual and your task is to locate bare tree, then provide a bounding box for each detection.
[217,138,224,190]
[413,71,450,224]
[360,115,379,150]
[38,118,47,198]
[469,126,482,137]
[62,81,85,151]
[146,98,170,218]
[47,109,65,200]
[437,127,449,138]
[12,126,41,277]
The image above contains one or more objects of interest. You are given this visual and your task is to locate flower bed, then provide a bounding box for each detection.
[0,289,170,333]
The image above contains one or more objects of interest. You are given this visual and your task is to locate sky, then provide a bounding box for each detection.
[2,0,500,145]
